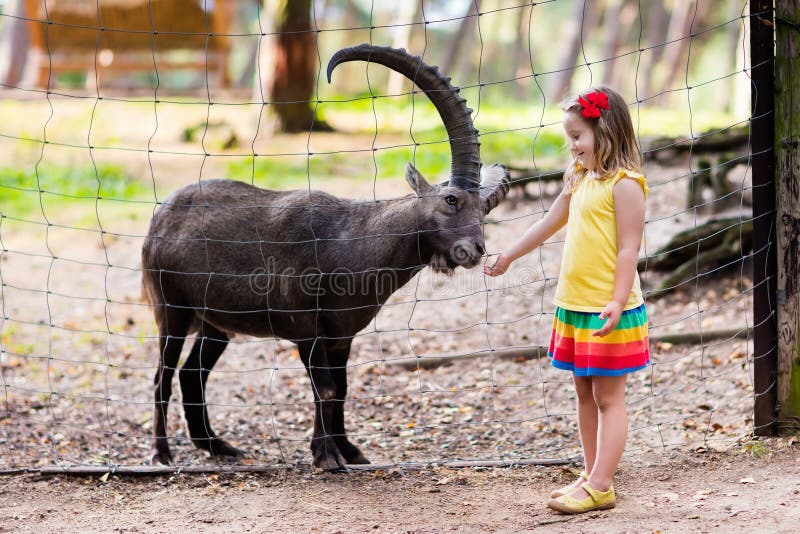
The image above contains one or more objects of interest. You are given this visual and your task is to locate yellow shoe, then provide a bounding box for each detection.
[546,482,616,514]
[549,470,589,498]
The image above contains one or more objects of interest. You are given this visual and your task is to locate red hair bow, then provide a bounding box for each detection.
[578,91,609,119]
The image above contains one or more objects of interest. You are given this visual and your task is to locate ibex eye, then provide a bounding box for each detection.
[445,195,458,206]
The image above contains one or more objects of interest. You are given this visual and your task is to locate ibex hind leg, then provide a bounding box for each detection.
[179,322,243,459]
[151,307,193,466]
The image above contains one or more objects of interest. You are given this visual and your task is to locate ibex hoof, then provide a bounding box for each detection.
[345,451,370,465]
[194,437,244,459]
[149,448,173,466]
[208,439,244,459]
[312,438,349,472]
[336,438,370,465]
[314,457,350,473]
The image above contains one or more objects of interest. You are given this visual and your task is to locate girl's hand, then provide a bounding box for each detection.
[483,254,511,276]
[592,301,624,337]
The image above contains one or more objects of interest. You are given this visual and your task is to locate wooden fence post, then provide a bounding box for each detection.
[751,0,779,435]
[775,0,800,433]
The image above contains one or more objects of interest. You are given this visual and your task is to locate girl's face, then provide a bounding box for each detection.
[563,112,596,170]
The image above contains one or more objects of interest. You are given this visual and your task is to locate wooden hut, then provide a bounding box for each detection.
[24,0,231,88]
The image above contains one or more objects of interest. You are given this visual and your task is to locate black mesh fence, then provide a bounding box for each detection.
[0,0,775,472]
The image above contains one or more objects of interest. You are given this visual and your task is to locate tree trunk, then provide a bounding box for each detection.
[637,0,668,101]
[723,0,744,112]
[599,0,625,85]
[457,0,484,87]
[512,2,533,98]
[441,0,481,76]
[386,0,421,95]
[236,0,262,88]
[656,0,709,106]
[644,125,749,161]
[546,0,602,103]
[386,327,752,370]
[609,1,637,90]
[775,0,800,432]
[641,218,753,300]
[267,0,331,133]
[657,0,693,103]
[1,0,29,87]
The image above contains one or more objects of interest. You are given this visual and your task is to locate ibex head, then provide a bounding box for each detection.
[327,44,510,273]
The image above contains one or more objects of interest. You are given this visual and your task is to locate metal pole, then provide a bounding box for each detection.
[16,456,574,477]
[750,0,779,436]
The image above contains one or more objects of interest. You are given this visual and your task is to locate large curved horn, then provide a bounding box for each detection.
[327,44,480,190]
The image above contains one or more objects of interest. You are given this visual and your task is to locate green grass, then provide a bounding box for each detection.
[225,122,566,188]
[324,95,745,138]
[225,156,315,189]
[0,100,748,212]
[741,439,769,459]
[0,163,150,218]
[225,97,739,188]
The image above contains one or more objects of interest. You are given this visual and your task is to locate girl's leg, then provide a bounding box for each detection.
[588,375,628,490]
[568,374,628,498]
[555,376,597,495]
[574,375,598,473]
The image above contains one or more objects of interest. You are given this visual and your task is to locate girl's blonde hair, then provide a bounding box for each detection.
[562,85,642,191]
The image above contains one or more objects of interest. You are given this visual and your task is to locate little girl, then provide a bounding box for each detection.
[484,86,648,514]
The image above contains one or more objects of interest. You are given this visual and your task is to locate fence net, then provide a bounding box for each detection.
[0,0,770,471]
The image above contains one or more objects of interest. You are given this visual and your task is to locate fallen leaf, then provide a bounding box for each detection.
[729,349,745,360]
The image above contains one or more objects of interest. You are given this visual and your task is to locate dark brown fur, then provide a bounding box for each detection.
[143,166,508,470]
[143,44,509,470]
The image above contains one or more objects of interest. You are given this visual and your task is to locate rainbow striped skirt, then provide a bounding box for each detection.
[549,304,650,376]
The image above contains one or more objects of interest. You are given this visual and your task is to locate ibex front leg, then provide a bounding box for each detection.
[298,338,348,471]
[327,339,369,464]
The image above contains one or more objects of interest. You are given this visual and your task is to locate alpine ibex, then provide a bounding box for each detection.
[142,44,510,471]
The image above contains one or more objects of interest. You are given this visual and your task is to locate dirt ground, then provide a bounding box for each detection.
[1,98,782,532]
[0,160,758,471]
[1,439,798,533]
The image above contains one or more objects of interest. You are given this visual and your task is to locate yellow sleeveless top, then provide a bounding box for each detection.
[553,166,648,312]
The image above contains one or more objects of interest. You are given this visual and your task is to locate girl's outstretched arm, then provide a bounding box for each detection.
[592,178,646,336]
[483,188,571,276]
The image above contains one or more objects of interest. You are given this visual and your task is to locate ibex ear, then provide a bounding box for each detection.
[479,163,511,214]
[405,163,432,196]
